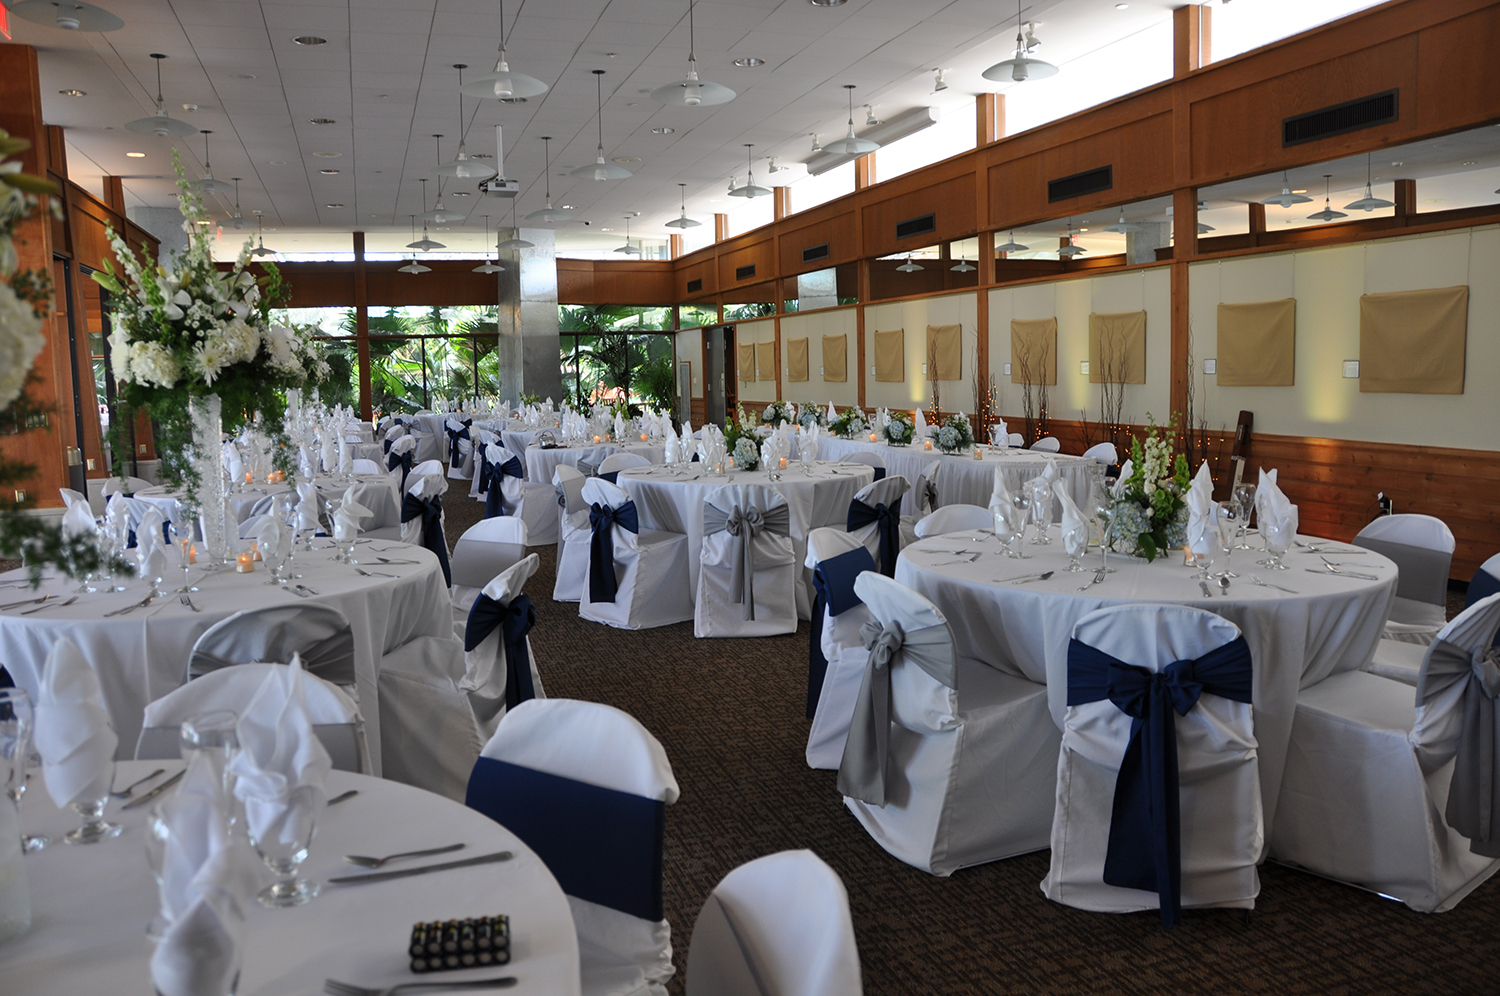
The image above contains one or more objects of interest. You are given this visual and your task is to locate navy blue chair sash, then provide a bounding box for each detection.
[1066,635,1254,928]
[382,437,394,455]
[847,499,900,576]
[807,545,876,718]
[871,467,887,482]
[466,756,664,921]
[401,492,452,586]
[447,424,472,468]
[464,593,537,709]
[483,455,524,519]
[387,450,415,492]
[600,471,620,485]
[587,500,639,603]
[1468,567,1500,648]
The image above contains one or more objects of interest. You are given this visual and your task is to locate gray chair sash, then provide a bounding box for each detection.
[1353,536,1451,606]
[703,502,791,620]
[1418,638,1500,857]
[836,617,955,807]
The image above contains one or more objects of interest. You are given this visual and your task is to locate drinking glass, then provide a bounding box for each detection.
[65,779,122,845]
[138,547,166,600]
[169,521,198,593]
[1062,521,1089,572]
[1214,501,1239,577]
[144,801,171,939]
[247,787,322,908]
[1233,484,1258,549]
[101,521,128,593]
[1258,507,1298,570]
[1028,481,1052,545]
[1004,498,1032,559]
[0,689,48,852]
[1096,503,1118,573]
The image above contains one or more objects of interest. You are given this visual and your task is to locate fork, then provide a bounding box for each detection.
[1078,568,1107,592]
[0,593,52,611]
[353,568,399,579]
[179,593,202,613]
[21,595,76,614]
[343,842,465,868]
[1250,575,1298,594]
[323,977,517,996]
[104,594,155,617]
[111,767,166,799]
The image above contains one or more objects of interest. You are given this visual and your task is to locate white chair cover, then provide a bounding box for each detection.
[1270,593,1500,912]
[845,476,910,576]
[913,504,991,539]
[694,485,797,639]
[1030,436,1061,453]
[599,452,650,482]
[804,528,876,770]
[103,475,153,496]
[1354,514,1455,644]
[842,451,887,478]
[59,488,88,509]
[685,850,862,996]
[445,418,476,480]
[1082,442,1118,465]
[473,699,679,996]
[494,443,560,546]
[468,429,501,499]
[450,516,529,622]
[137,662,366,772]
[351,458,380,475]
[580,477,693,631]
[400,472,448,547]
[840,573,1058,875]
[1041,605,1261,923]
[188,602,356,686]
[553,465,591,603]
[1008,433,1024,448]
[379,555,545,801]
[343,478,402,540]
[407,459,445,492]
[408,426,445,465]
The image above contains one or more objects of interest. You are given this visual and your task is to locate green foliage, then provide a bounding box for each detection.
[636,355,676,411]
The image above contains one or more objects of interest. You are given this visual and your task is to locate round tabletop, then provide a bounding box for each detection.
[0,540,451,773]
[524,441,665,483]
[896,526,1398,852]
[134,474,398,528]
[4,760,581,996]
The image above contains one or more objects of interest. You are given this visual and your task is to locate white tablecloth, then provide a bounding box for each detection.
[501,426,562,457]
[524,442,665,484]
[0,541,451,774]
[135,474,399,528]
[4,760,581,996]
[895,528,1398,851]
[617,461,875,618]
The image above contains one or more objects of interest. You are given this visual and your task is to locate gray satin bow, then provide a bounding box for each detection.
[1419,638,1500,856]
[836,617,955,806]
[922,478,938,513]
[703,502,790,620]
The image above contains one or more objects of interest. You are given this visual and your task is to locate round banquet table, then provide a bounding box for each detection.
[616,460,875,619]
[501,425,563,458]
[4,760,581,996]
[812,436,1094,518]
[524,441,665,483]
[134,473,399,528]
[0,540,451,774]
[895,526,1398,855]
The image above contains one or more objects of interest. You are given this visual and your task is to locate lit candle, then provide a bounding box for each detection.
[974,447,983,460]
[640,433,649,442]
[779,457,788,470]
[245,472,254,484]
[924,439,933,451]
[594,435,602,444]
[236,551,255,573]
[869,432,878,442]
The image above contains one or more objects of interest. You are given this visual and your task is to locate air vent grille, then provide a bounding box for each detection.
[686,278,703,293]
[1283,89,1398,146]
[895,213,936,239]
[802,243,830,263]
[735,263,756,280]
[1048,166,1113,203]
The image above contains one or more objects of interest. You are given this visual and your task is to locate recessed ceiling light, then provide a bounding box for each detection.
[58,89,87,97]
[309,117,336,125]
[326,203,344,208]
[1291,189,1308,194]
[125,151,146,158]
[1115,2,1129,8]
[733,57,765,68]
[453,190,472,197]
[809,0,847,6]
[234,73,257,80]
[637,89,652,95]
[652,127,675,135]
[499,97,527,104]
[312,151,342,158]
[181,103,199,112]
[269,160,287,165]
[600,227,613,232]
[613,156,641,164]
[293,36,327,46]
[1391,161,1403,166]
[471,153,493,159]
[1462,160,1478,166]
[320,168,340,174]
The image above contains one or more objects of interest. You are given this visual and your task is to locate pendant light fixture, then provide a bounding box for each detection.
[126,54,196,137]
[728,145,770,198]
[461,0,549,101]
[665,183,701,229]
[895,255,924,273]
[1103,209,1139,234]
[229,178,244,228]
[1307,175,1348,222]
[398,257,432,275]
[574,71,633,181]
[408,183,447,250]
[809,133,823,154]
[996,231,1029,254]
[423,138,464,224]
[1057,220,1087,257]
[950,258,976,273]
[613,216,641,256]
[473,216,506,274]
[10,0,124,32]
[822,85,879,157]
[650,0,735,107]
[984,0,1059,82]
[1261,170,1313,208]
[1344,154,1395,212]
[524,137,572,223]
[249,211,276,258]
[194,130,229,195]
[437,66,496,181]
[496,200,533,250]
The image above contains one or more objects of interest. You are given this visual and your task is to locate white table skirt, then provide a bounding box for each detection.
[617,461,874,619]
[895,527,1398,853]
[811,436,1094,518]
[0,540,451,774]
[523,442,665,484]
[4,760,581,996]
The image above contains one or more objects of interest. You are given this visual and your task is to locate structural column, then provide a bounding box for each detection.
[352,232,372,418]
[494,228,561,405]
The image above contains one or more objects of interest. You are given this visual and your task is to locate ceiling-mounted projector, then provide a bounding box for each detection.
[479,176,519,198]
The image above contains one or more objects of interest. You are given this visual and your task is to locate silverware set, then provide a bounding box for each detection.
[326,850,513,886]
[324,976,517,996]
[21,595,76,614]
[121,770,184,810]
[104,594,155,617]
[343,843,466,869]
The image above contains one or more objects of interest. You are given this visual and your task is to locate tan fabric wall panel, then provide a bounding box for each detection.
[822,334,847,382]
[926,324,962,381]
[873,329,905,382]
[1009,318,1057,386]
[755,341,777,383]
[787,337,809,382]
[1089,310,1147,384]
[1217,298,1296,386]
[737,342,756,383]
[1359,285,1468,395]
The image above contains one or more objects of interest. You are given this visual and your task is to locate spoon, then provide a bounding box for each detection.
[1013,571,1055,584]
[343,842,466,869]
[21,595,77,614]
[1219,576,1231,595]
[353,567,399,578]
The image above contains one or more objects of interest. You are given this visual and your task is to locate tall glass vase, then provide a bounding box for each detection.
[190,393,229,567]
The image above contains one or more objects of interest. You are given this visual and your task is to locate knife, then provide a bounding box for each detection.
[326,850,513,885]
[121,769,185,810]
[1305,568,1381,581]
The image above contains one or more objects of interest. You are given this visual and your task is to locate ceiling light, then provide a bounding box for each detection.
[809,0,847,6]
[1462,160,1478,166]
[525,137,573,223]
[652,127,676,135]
[319,168,340,175]
[1057,221,1087,257]
[499,97,528,104]
[312,151,341,158]
[652,1,736,107]
[125,54,197,138]
[809,133,823,154]
[996,231,1029,253]
[734,57,765,68]
[453,190,472,197]
[125,151,146,158]
[422,143,466,223]
[1261,170,1313,207]
[234,73,257,80]
[932,69,948,93]
[1198,222,1215,233]
[728,144,771,199]
[10,0,123,31]
[269,160,287,166]
[308,117,336,125]
[1024,22,1042,51]
[410,181,448,247]
[435,66,497,183]
[325,203,343,208]
[59,89,87,97]
[1115,3,1129,8]
[614,216,642,255]
[293,36,326,45]
[225,177,246,228]
[474,216,508,272]
[463,0,549,100]
[194,130,230,195]
[495,199,533,251]
[985,3,1058,82]
[895,256,924,273]
[249,211,276,258]
[613,157,641,164]
[574,71,633,180]
[560,204,576,210]
[397,258,432,275]
[864,105,884,127]
[665,182,701,229]
[1307,174,1348,222]
[1345,153,1395,212]
[823,85,879,156]
[1103,209,1139,233]
[951,259,976,273]
[1291,189,1307,194]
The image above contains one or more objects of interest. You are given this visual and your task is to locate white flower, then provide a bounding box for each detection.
[108,323,132,383]
[1144,481,1157,496]
[194,336,233,384]
[172,289,192,307]
[262,323,297,369]
[0,281,46,410]
[127,340,180,388]
[217,316,260,364]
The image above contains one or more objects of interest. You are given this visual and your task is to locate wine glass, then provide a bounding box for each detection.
[1028,480,1052,545]
[101,519,129,593]
[1003,498,1032,559]
[0,689,48,853]
[1233,484,1257,549]
[65,777,122,845]
[247,787,322,908]
[169,520,198,593]
[144,800,172,939]
[1214,501,1239,577]
[1062,519,1089,572]
[1259,506,1298,570]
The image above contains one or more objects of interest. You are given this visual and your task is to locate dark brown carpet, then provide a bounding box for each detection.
[439,495,1500,996]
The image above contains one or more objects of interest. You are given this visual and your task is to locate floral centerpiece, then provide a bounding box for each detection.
[829,406,868,439]
[882,410,914,446]
[762,400,796,427]
[1110,413,1190,561]
[723,415,759,470]
[797,404,826,431]
[935,413,974,454]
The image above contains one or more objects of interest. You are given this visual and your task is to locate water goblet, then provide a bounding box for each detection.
[65,779,122,845]
[1233,484,1258,549]
[138,549,166,600]
[0,689,48,853]
[1004,499,1032,559]
[1062,521,1089,572]
[1214,501,1239,576]
[1258,507,1297,571]
[102,523,129,593]
[1028,481,1052,545]
[169,523,198,593]
[246,786,322,908]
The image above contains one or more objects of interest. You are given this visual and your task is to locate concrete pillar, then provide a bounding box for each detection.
[1126,222,1170,265]
[495,227,561,405]
[127,206,191,266]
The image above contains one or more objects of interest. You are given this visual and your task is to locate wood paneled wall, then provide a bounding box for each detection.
[557,258,674,305]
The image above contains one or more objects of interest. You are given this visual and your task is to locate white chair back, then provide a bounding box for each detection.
[1082,442,1118,465]
[843,451,887,472]
[462,553,544,738]
[847,476,910,575]
[553,464,589,516]
[1008,432,1025,447]
[450,516,529,589]
[805,528,876,660]
[913,504,991,538]
[1030,436,1061,452]
[59,488,88,509]
[188,602,356,685]
[599,452,651,479]
[912,459,941,516]
[103,476,152,496]
[407,459,445,491]
[1355,513,1454,628]
[479,697,677,801]
[696,484,796,636]
[851,475,908,509]
[686,850,863,996]
[1411,592,1500,767]
[351,458,380,474]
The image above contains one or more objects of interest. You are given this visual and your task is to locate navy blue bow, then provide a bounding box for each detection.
[600,470,620,485]
[464,592,537,709]
[808,545,876,718]
[382,437,393,455]
[484,454,524,519]
[447,424,471,468]
[401,492,452,586]
[1067,635,1254,927]
[1468,567,1500,648]
[588,500,639,603]
[847,499,901,576]
[387,449,414,492]
[871,466,887,482]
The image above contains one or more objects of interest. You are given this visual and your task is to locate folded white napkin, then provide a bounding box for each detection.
[319,431,337,474]
[295,483,321,533]
[1259,479,1298,549]
[915,408,927,436]
[228,655,333,852]
[337,435,351,475]
[614,413,626,441]
[332,498,370,542]
[827,401,837,423]
[1053,480,1090,559]
[137,508,170,582]
[1255,466,1278,524]
[221,443,243,484]
[798,423,821,463]
[255,516,291,571]
[61,500,98,540]
[1186,461,1217,557]
[992,419,1008,447]
[34,637,117,808]
[988,467,1025,536]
